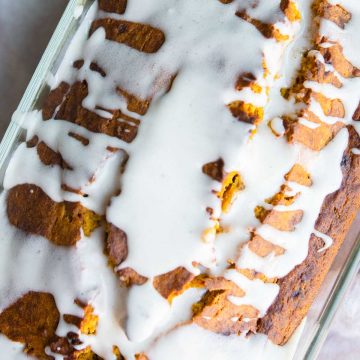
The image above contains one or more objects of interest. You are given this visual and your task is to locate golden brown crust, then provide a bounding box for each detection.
[66,332,82,346]
[218,171,245,212]
[312,92,345,118]
[237,268,277,284]
[259,126,360,345]
[153,267,195,301]
[68,132,90,146]
[236,11,289,42]
[0,291,60,360]
[254,206,303,232]
[89,19,165,53]
[42,81,70,120]
[204,277,245,297]
[248,234,285,257]
[47,81,140,143]
[284,164,312,187]
[319,42,360,78]
[280,0,301,22]
[63,314,83,329]
[36,141,73,170]
[192,276,259,335]
[228,100,264,125]
[49,336,74,356]
[235,72,257,91]
[73,60,85,70]
[7,184,101,246]
[265,184,300,206]
[202,158,225,182]
[89,62,107,77]
[294,52,342,92]
[64,302,98,336]
[98,0,127,15]
[112,345,126,360]
[283,110,344,151]
[117,267,148,287]
[105,224,128,267]
[135,353,149,360]
[26,135,39,148]
[353,101,360,121]
[77,301,99,335]
[255,2,360,344]
[312,0,351,29]
[117,87,150,116]
[66,346,104,360]
[285,40,359,107]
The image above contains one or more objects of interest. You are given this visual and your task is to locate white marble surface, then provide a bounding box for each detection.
[0,0,358,359]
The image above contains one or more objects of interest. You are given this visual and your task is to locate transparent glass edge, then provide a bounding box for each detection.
[0,1,358,358]
[0,0,81,170]
[305,236,360,359]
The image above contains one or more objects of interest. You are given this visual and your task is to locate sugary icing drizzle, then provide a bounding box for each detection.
[0,0,359,359]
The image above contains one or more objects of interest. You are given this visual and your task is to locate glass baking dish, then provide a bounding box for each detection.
[0,0,358,358]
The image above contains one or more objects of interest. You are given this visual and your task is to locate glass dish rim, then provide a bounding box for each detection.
[0,1,358,359]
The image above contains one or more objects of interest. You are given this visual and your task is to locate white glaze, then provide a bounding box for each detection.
[0,0,358,359]
[147,321,306,360]
[314,229,334,253]
[234,128,348,278]
[225,269,280,317]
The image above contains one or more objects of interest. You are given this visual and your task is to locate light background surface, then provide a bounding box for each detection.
[0,1,358,358]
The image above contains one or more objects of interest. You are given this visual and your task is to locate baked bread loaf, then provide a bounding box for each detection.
[0,0,359,359]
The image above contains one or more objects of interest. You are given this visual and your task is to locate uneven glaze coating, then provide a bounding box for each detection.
[0,1,360,359]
